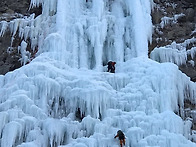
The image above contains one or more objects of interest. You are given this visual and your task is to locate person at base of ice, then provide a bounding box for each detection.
[107,61,112,72]
[114,130,125,147]
[107,61,116,73]
[111,61,116,73]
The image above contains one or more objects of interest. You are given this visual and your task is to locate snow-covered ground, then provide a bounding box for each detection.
[0,0,196,147]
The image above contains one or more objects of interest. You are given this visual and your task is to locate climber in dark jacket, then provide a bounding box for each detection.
[107,61,112,72]
[114,130,125,147]
[111,61,116,73]
[107,61,116,73]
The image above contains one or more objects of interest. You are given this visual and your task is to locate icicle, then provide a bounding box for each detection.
[1,121,23,147]
[18,41,30,65]
[30,0,43,8]
[150,47,187,65]
[0,21,8,37]
[160,13,185,29]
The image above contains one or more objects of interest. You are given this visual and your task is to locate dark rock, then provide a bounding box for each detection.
[152,9,163,24]
[153,0,160,3]
[185,0,195,3]
[149,0,196,85]
[0,64,12,75]
[0,0,41,75]
[177,15,187,23]
[185,8,195,22]
[150,0,195,46]
[0,30,21,75]
[160,0,167,3]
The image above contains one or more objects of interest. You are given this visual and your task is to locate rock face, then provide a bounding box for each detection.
[150,0,195,46]
[0,31,21,74]
[150,0,196,135]
[0,0,41,19]
[0,0,41,74]
[150,0,196,81]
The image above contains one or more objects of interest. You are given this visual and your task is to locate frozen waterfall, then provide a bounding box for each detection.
[0,0,196,147]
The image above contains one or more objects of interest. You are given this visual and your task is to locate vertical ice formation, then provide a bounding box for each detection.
[0,0,196,147]
[0,21,8,37]
[53,0,153,70]
[0,0,152,70]
[18,41,30,65]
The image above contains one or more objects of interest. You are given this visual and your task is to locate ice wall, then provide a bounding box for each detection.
[0,57,196,147]
[0,0,152,70]
[53,0,153,70]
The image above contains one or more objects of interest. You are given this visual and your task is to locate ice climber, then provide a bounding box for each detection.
[114,130,126,147]
[107,61,116,73]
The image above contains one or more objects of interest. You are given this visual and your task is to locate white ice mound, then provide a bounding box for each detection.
[0,56,196,147]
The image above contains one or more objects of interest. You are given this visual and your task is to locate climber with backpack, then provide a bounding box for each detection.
[114,130,126,147]
[107,61,116,73]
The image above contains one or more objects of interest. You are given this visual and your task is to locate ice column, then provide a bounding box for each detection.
[125,0,152,58]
